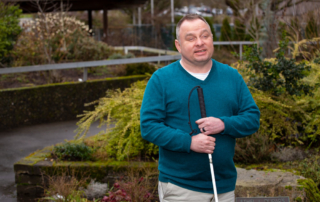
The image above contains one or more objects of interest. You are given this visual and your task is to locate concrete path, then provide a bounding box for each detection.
[0,120,106,202]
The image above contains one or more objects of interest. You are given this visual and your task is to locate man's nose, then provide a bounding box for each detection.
[195,37,204,46]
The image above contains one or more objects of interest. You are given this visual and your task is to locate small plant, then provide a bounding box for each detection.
[40,169,89,202]
[52,142,94,161]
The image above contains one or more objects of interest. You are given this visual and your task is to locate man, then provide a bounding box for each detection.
[140,14,260,202]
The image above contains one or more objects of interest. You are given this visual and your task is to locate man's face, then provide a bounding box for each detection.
[175,19,214,67]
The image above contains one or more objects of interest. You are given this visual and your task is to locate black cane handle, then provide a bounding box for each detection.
[197,87,207,118]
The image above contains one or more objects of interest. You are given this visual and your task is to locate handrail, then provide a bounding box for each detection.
[114,42,257,60]
[0,42,257,81]
[114,46,179,55]
[0,55,181,81]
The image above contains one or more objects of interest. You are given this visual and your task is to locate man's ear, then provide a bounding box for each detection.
[175,39,181,53]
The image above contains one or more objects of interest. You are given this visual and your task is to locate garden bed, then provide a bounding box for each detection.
[14,145,158,201]
[15,144,311,202]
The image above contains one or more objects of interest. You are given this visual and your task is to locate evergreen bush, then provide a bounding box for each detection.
[204,17,217,41]
[233,19,245,41]
[219,17,232,41]
[244,40,314,96]
[235,48,320,147]
[0,2,22,67]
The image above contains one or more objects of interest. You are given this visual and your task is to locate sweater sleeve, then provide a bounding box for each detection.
[140,73,192,152]
[219,73,260,138]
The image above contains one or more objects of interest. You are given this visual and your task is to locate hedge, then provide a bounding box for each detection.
[0,75,147,130]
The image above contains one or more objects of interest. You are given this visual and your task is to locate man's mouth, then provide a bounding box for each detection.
[194,49,206,53]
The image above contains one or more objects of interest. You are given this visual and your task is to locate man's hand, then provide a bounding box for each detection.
[196,117,225,135]
[190,133,216,154]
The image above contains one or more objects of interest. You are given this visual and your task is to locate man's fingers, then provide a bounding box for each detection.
[190,134,216,154]
[195,118,206,124]
[205,138,215,145]
[205,148,215,154]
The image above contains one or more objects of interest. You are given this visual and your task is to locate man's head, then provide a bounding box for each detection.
[176,14,210,41]
[175,14,214,69]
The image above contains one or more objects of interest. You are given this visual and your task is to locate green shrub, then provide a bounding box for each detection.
[244,40,314,96]
[234,58,320,147]
[53,142,94,161]
[125,63,156,76]
[0,2,22,67]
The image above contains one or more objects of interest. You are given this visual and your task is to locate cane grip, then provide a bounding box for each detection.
[197,87,207,118]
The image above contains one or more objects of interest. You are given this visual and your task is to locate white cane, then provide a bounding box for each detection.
[197,87,219,202]
[208,154,218,202]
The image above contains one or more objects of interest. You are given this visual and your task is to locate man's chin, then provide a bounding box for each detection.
[194,57,212,64]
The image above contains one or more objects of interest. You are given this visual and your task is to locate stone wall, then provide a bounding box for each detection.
[14,146,307,201]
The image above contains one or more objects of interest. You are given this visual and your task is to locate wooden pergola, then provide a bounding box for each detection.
[5,0,148,42]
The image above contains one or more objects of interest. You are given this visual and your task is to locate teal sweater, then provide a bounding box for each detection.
[140,59,260,194]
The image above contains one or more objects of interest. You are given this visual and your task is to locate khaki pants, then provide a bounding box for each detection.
[158,181,235,202]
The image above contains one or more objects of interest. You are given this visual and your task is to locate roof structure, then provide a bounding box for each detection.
[5,0,147,13]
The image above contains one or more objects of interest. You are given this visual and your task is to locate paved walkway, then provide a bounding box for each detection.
[0,120,106,202]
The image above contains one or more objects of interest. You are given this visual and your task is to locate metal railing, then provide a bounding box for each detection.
[0,53,181,81]
[212,41,257,59]
[114,46,179,56]
[0,42,257,81]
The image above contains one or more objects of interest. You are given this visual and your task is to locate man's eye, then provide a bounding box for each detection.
[187,37,195,41]
[201,35,209,39]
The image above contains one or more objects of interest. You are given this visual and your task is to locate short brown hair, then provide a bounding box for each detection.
[176,14,210,41]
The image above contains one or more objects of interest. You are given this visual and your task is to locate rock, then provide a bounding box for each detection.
[236,167,306,201]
